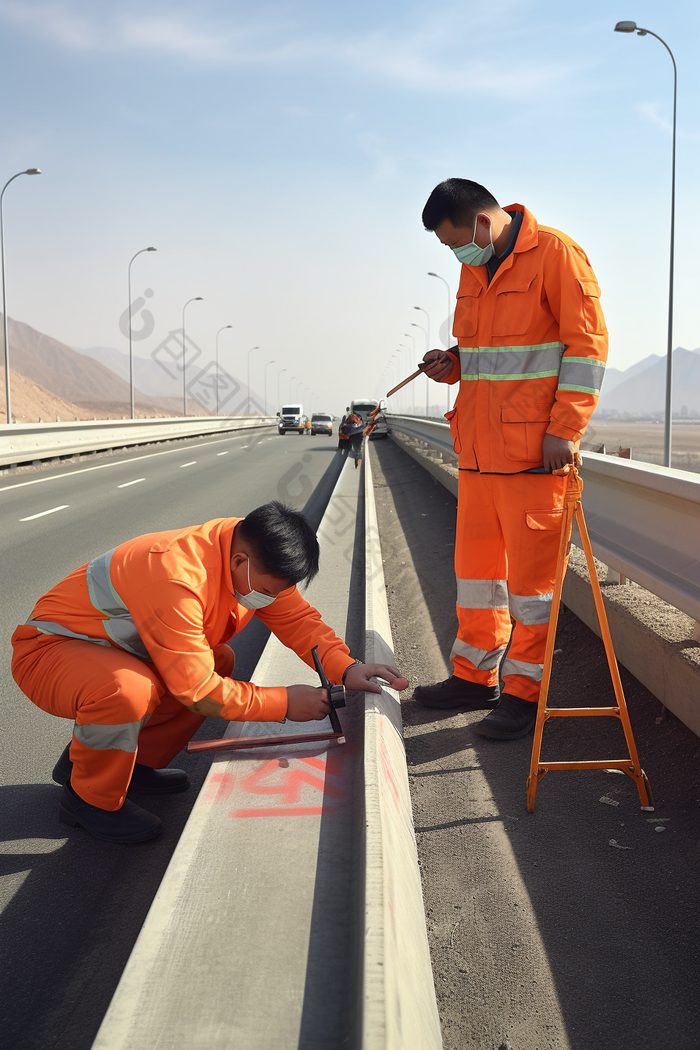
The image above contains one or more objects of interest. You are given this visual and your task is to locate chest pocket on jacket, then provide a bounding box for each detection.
[578,279,606,335]
[454,285,482,339]
[492,275,538,336]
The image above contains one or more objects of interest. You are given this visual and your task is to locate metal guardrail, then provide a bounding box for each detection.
[0,415,277,469]
[387,414,700,625]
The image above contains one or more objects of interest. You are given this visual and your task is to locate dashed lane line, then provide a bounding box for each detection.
[20,505,69,522]
[117,479,146,488]
[180,461,197,468]
[0,431,273,495]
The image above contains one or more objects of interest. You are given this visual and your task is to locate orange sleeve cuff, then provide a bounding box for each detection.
[547,421,583,442]
[217,681,288,721]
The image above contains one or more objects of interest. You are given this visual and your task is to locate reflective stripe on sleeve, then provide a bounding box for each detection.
[558,357,606,395]
[508,592,553,626]
[456,578,509,610]
[73,719,147,753]
[459,342,564,382]
[501,657,543,681]
[86,547,127,617]
[450,637,506,671]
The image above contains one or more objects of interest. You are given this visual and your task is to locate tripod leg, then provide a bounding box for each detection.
[527,487,577,812]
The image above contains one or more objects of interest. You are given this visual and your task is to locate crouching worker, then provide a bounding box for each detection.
[11,501,408,844]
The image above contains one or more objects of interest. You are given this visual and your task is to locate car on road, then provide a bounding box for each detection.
[310,413,333,436]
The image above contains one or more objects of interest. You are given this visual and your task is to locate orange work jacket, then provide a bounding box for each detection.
[23,518,353,721]
[442,204,608,473]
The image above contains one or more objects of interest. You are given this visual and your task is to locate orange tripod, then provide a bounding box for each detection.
[526,466,654,812]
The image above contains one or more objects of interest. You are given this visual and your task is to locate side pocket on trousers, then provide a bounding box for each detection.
[525,510,563,531]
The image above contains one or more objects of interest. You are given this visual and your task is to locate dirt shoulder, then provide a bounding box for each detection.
[372,438,700,1050]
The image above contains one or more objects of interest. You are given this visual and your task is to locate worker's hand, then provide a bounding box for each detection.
[542,434,575,473]
[343,662,410,695]
[422,349,455,382]
[286,684,332,721]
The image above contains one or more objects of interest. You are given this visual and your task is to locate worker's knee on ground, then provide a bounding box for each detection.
[213,643,235,678]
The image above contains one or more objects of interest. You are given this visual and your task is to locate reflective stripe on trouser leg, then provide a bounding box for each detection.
[453,471,510,686]
[9,630,167,810]
[501,622,548,702]
[136,644,236,768]
[489,472,567,703]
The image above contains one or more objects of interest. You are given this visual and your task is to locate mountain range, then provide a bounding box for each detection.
[597,347,700,417]
[2,313,698,423]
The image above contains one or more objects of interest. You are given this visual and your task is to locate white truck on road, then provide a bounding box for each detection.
[277,403,306,435]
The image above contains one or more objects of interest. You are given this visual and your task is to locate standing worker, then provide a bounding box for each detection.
[11,502,408,842]
[414,178,607,739]
[340,410,365,468]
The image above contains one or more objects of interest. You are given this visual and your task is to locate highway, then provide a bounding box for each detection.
[0,427,342,1050]
[4,426,700,1050]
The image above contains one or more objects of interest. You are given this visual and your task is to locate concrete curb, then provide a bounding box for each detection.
[90,458,360,1050]
[0,415,276,468]
[362,443,443,1050]
[389,431,700,741]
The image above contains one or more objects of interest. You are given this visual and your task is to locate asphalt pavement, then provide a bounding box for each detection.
[371,437,700,1050]
[0,427,342,1050]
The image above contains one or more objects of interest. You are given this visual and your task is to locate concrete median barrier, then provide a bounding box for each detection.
[0,415,276,469]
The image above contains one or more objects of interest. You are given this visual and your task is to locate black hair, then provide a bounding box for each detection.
[238,501,319,586]
[422,178,500,231]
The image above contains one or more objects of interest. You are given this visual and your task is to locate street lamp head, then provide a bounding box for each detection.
[195,296,203,301]
[614,21,637,33]
[26,168,41,175]
[146,246,157,252]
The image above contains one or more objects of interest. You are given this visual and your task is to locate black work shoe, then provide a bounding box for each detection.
[476,693,538,739]
[52,745,190,795]
[58,781,162,843]
[413,676,500,710]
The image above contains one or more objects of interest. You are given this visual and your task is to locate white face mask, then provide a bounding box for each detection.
[452,214,495,267]
[234,557,277,610]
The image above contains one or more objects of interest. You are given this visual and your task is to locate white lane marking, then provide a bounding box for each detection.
[0,430,275,495]
[117,478,146,488]
[20,505,69,521]
[216,451,229,456]
[180,461,197,468]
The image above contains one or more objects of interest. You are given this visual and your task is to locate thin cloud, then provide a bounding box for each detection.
[0,0,579,100]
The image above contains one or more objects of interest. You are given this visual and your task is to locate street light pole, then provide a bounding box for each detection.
[411,317,430,416]
[127,246,157,420]
[428,271,453,412]
[277,367,287,409]
[182,296,203,417]
[615,21,677,467]
[246,345,260,414]
[263,359,276,415]
[1,167,41,425]
[215,324,233,415]
[403,332,416,413]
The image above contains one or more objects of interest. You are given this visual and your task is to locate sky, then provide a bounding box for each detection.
[1,0,699,416]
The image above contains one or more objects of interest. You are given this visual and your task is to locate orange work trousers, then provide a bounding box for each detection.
[11,626,235,811]
[453,470,568,702]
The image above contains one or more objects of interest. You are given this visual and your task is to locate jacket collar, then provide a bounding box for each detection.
[506,203,539,254]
